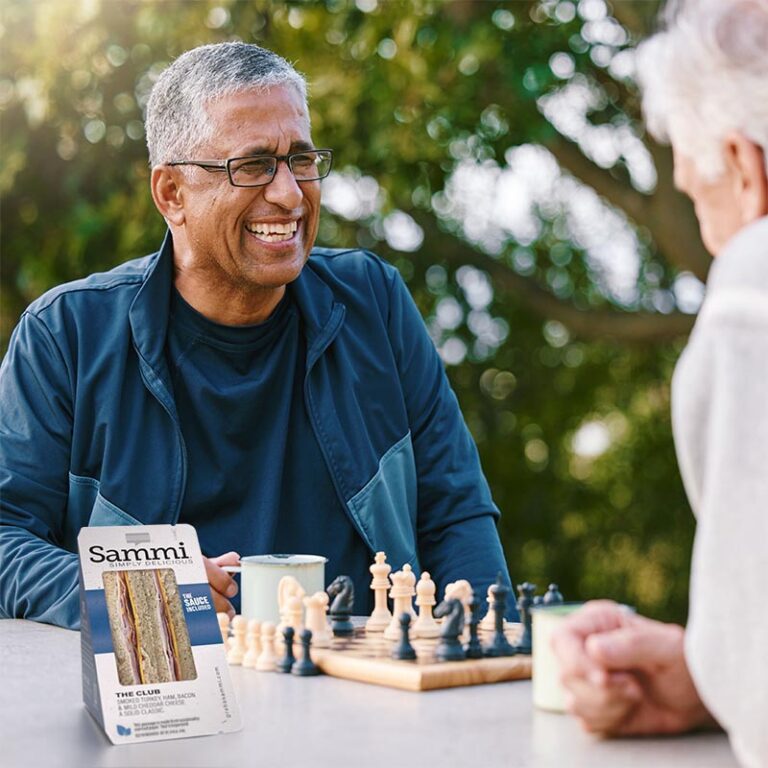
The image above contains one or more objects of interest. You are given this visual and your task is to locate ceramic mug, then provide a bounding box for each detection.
[531,602,584,713]
[223,554,328,624]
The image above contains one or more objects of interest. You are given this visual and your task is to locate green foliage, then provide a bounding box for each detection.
[1,0,695,623]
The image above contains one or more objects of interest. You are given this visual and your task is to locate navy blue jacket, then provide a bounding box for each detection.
[0,233,511,628]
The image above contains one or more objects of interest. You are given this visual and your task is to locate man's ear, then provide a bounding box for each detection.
[151,166,186,226]
[722,132,768,224]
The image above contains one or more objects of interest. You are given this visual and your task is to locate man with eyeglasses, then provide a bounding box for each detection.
[0,42,513,629]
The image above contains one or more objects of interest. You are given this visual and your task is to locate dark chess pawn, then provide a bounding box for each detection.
[326,574,355,636]
[391,613,417,661]
[543,583,564,605]
[483,573,516,657]
[513,582,536,654]
[292,629,321,676]
[464,597,483,659]
[433,598,467,662]
[276,626,296,673]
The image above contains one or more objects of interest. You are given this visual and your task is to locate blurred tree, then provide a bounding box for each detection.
[0,0,699,622]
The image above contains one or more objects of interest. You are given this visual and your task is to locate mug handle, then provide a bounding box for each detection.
[222,565,242,574]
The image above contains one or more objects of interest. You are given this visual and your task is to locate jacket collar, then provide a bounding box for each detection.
[128,230,346,385]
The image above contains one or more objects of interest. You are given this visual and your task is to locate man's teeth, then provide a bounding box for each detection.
[246,221,298,242]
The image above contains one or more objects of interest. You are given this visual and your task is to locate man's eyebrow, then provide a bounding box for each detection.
[237,140,317,156]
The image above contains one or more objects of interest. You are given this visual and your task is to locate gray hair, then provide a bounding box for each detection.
[145,42,308,167]
[636,0,768,180]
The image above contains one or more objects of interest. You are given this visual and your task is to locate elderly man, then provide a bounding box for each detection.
[551,2,768,766]
[0,42,512,628]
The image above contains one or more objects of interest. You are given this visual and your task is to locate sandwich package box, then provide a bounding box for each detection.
[77,524,242,744]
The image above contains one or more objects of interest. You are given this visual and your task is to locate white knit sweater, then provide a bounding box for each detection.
[672,216,768,768]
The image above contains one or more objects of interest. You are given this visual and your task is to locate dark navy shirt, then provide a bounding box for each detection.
[166,289,372,613]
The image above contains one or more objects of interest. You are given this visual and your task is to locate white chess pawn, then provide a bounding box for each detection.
[480,585,506,631]
[304,591,331,647]
[366,551,392,632]
[217,612,230,646]
[384,569,415,640]
[402,563,418,621]
[242,619,261,668]
[227,615,247,665]
[412,571,440,639]
[255,622,278,671]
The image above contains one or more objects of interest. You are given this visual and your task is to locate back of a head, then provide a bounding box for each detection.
[636,0,768,179]
[145,42,307,167]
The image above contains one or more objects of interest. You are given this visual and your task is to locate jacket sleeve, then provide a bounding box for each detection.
[0,311,80,629]
[385,269,516,616]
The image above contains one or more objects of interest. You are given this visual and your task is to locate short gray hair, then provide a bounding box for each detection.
[145,42,308,167]
[636,0,768,179]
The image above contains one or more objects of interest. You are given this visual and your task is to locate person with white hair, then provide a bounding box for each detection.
[551,2,768,767]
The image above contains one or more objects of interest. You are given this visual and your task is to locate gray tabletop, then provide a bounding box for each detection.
[1,619,737,768]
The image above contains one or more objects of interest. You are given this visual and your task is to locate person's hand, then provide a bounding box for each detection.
[203,551,240,618]
[551,600,718,736]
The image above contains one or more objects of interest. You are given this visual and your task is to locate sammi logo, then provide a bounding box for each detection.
[88,542,190,563]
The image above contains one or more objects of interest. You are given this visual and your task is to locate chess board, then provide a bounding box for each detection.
[312,624,531,692]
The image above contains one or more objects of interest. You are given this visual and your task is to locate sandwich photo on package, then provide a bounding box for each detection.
[103,568,197,686]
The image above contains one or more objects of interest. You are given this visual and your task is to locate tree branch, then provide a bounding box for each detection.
[408,212,696,344]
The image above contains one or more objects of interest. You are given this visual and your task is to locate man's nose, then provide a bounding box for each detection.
[263,159,303,209]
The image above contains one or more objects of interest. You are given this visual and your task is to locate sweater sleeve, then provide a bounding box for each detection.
[674,295,768,768]
[384,269,516,616]
[0,312,80,629]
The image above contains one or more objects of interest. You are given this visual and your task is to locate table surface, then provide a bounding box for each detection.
[1,619,738,768]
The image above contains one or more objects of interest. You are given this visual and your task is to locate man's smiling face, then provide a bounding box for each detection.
[175,85,321,302]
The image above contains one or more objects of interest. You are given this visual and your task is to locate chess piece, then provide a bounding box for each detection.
[401,563,418,621]
[217,612,230,646]
[513,582,536,654]
[276,626,296,673]
[227,615,247,665]
[292,629,321,676]
[327,575,355,636]
[287,594,304,633]
[277,576,306,633]
[304,591,332,647]
[483,574,516,657]
[543,583,564,605]
[255,621,278,671]
[242,619,261,668]
[479,585,503,632]
[391,613,417,661]
[464,598,483,659]
[384,568,416,640]
[366,552,392,632]
[444,579,474,621]
[433,598,467,661]
[412,571,440,639]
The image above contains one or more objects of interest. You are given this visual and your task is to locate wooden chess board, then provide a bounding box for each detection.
[312,624,531,692]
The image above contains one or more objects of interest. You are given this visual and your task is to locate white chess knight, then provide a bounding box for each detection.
[412,571,440,639]
[366,551,392,632]
[255,622,278,671]
[304,591,331,647]
[277,576,306,633]
[384,566,416,640]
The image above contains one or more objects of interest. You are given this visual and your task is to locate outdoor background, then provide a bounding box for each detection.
[0,0,707,624]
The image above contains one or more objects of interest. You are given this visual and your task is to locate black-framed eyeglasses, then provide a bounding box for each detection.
[167,149,333,188]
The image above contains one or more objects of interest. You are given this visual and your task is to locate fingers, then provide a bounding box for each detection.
[204,552,241,618]
[552,601,628,683]
[565,674,641,734]
[584,619,685,672]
